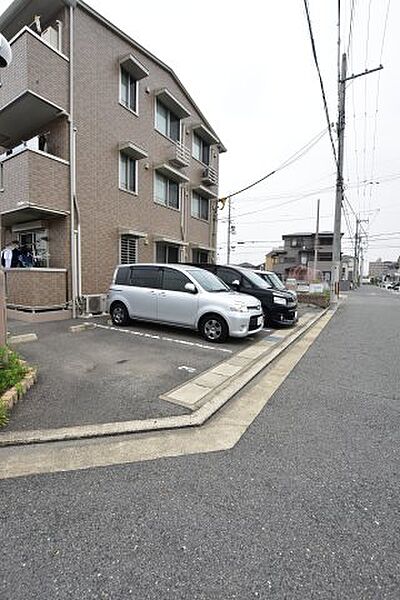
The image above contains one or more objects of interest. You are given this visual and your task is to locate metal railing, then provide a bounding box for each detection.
[202,165,218,186]
[173,142,191,167]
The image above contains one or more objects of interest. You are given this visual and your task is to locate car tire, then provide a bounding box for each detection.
[110,302,130,326]
[199,314,228,343]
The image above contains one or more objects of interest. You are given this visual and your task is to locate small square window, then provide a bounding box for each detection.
[120,235,138,264]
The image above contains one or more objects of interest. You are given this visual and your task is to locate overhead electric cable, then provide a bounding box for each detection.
[219,127,328,202]
[303,0,338,167]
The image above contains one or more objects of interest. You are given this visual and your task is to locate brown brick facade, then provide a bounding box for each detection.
[0,0,224,307]
[5,269,68,307]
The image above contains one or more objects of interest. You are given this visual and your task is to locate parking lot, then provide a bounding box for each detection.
[2,306,317,434]
[1,316,269,433]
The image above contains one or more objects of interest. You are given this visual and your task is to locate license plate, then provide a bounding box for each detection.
[257,316,263,326]
[295,311,298,319]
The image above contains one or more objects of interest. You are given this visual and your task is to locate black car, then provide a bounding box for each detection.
[190,264,298,326]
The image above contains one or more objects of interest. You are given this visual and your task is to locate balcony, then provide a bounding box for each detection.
[5,268,68,311]
[169,141,191,168]
[201,165,218,186]
[0,149,70,219]
[0,27,69,148]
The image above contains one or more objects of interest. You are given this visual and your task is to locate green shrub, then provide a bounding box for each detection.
[0,347,29,396]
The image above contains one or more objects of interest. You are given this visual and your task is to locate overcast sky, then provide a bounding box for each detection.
[1,0,398,268]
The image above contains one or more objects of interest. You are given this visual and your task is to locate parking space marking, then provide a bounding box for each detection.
[86,323,233,354]
[178,366,197,373]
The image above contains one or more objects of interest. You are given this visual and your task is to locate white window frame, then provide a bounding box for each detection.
[191,191,209,221]
[154,172,181,210]
[120,235,138,264]
[155,99,181,142]
[192,132,210,165]
[119,152,138,194]
[119,66,139,115]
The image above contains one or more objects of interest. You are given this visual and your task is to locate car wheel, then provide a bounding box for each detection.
[199,314,228,343]
[110,302,130,326]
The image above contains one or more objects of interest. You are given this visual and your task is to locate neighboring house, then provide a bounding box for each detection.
[265,232,336,282]
[0,0,225,318]
[369,258,399,280]
[265,248,286,272]
[341,255,354,281]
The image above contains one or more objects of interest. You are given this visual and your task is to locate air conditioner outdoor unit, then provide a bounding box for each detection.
[81,294,107,315]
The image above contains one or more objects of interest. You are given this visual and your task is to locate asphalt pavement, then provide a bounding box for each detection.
[1,286,399,599]
[3,307,316,432]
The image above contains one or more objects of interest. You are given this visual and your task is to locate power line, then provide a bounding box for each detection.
[302,0,338,168]
[346,0,357,56]
[219,127,328,201]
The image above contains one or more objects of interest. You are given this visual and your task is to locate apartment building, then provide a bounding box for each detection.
[265,232,336,282]
[0,0,225,318]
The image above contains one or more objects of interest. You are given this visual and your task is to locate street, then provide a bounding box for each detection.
[1,286,399,599]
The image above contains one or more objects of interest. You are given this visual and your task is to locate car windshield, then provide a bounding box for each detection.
[254,272,273,288]
[189,268,229,292]
[242,269,272,290]
[266,272,286,290]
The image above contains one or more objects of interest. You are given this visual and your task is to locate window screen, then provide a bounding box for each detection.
[120,235,138,264]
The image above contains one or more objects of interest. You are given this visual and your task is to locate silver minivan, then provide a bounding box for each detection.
[107,264,264,343]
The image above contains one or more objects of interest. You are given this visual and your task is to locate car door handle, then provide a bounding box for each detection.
[159,292,167,297]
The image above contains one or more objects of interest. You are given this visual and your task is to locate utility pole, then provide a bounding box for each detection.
[313,198,320,279]
[331,53,347,302]
[331,54,383,303]
[354,217,359,286]
[227,197,232,264]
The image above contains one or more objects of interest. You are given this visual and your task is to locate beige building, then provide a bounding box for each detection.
[0,0,225,317]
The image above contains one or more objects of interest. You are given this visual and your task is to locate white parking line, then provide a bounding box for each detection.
[86,323,233,354]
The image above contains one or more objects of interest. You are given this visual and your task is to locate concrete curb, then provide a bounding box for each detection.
[0,363,37,412]
[0,306,334,447]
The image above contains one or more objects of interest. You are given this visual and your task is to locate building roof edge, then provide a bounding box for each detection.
[78,0,227,152]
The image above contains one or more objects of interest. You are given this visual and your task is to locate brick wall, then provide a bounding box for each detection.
[5,269,68,307]
[74,6,221,294]
[1,150,69,213]
[0,28,69,114]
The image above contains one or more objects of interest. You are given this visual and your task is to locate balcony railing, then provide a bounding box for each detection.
[169,142,191,168]
[0,28,69,149]
[5,268,68,310]
[202,165,218,186]
[0,149,69,214]
[0,27,69,111]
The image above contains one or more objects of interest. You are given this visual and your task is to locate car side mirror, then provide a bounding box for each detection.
[184,282,197,294]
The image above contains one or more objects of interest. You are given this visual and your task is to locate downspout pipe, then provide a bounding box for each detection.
[68,2,77,317]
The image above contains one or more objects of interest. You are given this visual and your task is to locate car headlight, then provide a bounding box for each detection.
[273,295,287,306]
[229,302,249,313]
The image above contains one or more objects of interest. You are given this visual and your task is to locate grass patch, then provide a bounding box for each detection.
[0,347,30,429]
